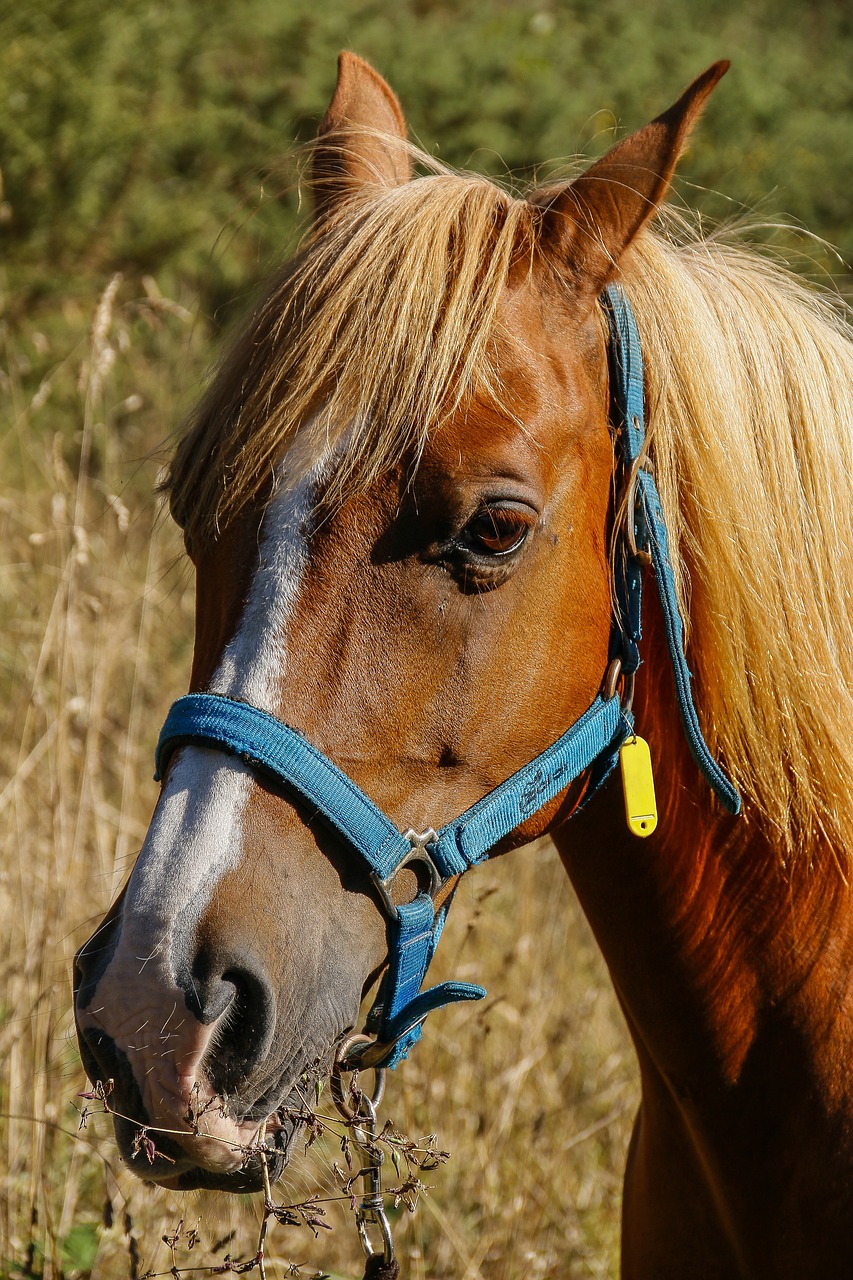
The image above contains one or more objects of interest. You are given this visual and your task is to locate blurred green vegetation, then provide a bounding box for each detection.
[0,8,849,1275]
[2,0,851,325]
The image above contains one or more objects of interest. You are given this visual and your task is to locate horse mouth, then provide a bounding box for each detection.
[109,1085,316,1192]
[77,1021,329,1193]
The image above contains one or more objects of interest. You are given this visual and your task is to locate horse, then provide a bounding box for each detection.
[73,52,853,1278]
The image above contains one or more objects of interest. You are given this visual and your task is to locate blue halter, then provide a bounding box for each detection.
[154,285,740,1070]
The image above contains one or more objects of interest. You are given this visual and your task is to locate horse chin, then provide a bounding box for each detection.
[139,1127,296,1193]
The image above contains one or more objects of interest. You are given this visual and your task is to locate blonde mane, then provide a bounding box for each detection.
[167,151,853,864]
[621,231,853,863]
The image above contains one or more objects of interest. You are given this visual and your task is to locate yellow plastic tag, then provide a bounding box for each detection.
[619,735,658,837]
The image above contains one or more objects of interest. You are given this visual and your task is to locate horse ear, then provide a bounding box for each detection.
[540,62,729,294]
[312,52,412,221]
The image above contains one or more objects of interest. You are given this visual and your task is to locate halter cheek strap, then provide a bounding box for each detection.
[154,286,739,1071]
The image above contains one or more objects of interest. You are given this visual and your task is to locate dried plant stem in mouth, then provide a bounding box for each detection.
[72,1076,449,1275]
[256,1120,271,1280]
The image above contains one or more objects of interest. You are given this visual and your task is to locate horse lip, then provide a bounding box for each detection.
[81,1019,334,1190]
[111,1092,302,1190]
[124,1122,293,1192]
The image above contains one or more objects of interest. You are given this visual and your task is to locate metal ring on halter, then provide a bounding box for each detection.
[620,670,636,717]
[369,828,441,922]
[357,1205,395,1268]
[603,658,622,701]
[331,1033,386,1121]
[603,658,635,716]
[344,1014,429,1071]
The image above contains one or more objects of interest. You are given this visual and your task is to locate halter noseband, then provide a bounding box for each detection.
[154,285,740,1070]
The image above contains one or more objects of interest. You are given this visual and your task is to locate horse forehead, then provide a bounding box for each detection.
[426,317,608,482]
[189,281,609,678]
[498,270,606,368]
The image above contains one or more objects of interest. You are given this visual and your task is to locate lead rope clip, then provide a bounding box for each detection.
[331,1036,397,1279]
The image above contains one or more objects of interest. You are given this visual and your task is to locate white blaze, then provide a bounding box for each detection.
[122,465,320,939]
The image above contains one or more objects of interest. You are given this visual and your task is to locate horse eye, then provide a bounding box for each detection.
[461,507,530,557]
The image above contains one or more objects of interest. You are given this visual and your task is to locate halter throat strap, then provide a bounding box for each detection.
[154,285,739,1069]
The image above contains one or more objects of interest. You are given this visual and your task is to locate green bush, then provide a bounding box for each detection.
[2,0,850,323]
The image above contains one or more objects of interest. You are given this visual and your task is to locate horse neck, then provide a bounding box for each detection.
[553,589,853,1097]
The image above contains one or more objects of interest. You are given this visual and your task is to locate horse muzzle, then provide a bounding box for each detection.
[73,908,325,1190]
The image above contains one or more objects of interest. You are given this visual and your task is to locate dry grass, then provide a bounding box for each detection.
[0,274,637,1279]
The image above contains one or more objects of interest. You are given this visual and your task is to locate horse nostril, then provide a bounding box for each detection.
[176,951,275,1095]
[183,971,237,1025]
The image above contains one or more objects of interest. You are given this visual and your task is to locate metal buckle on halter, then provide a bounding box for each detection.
[626,447,654,567]
[341,1013,430,1071]
[369,828,441,921]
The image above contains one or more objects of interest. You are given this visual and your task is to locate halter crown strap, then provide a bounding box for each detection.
[602,285,740,816]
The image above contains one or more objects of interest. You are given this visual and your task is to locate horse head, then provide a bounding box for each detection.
[73,54,725,1192]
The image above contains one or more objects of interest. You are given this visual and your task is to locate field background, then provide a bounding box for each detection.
[1,1,850,1277]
